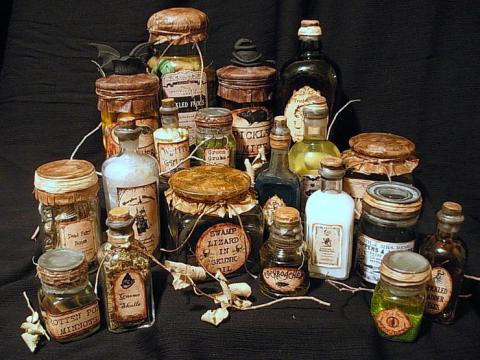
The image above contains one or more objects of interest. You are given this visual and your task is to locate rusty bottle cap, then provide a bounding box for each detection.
[380,251,431,287]
[298,19,322,38]
[270,116,291,150]
[274,207,300,224]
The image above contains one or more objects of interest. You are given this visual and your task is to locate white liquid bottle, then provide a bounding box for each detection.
[102,118,160,255]
[305,156,354,280]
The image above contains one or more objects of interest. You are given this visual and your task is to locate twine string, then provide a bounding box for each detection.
[326,99,361,140]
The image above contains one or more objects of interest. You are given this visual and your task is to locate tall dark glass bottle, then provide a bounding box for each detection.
[419,201,467,324]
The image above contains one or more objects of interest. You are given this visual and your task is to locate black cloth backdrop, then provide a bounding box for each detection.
[0,1,479,359]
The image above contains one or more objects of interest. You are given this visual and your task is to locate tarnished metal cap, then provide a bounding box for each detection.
[195,107,233,129]
[363,181,422,216]
[37,248,88,288]
[380,251,431,287]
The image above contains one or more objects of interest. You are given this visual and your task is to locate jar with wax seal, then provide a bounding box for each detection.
[371,251,431,342]
[165,165,264,277]
[95,73,159,158]
[34,159,102,273]
[194,108,237,167]
[217,38,276,167]
[37,248,100,342]
[341,132,419,220]
[147,7,215,145]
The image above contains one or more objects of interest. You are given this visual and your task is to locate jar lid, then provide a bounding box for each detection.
[274,207,300,224]
[147,7,208,45]
[380,251,431,287]
[37,248,88,287]
[270,116,291,150]
[363,181,422,215]
[348,132,415,159]
[298,20,322,37]
[169,165,251,202]
[195,107,233,128]
[437,201,464,225]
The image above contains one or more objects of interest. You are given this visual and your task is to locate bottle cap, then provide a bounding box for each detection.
[320,156,345,179]
[380,251,431,287]
[437,201,464,225]
[274,207,300,224]
[298,19,322,37]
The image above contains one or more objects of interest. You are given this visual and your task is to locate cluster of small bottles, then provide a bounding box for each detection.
[31,6,469,344]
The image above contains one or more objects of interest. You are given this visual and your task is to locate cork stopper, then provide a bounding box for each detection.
[270,116,291,149]
[114,116,141,141]
[161,98,175,108]
[380,251,431,287]
[437,201,464,225]
[320,156,345,180]
[274,207,300,224]
[109,207,131,222]
[298,19,322,37]
[303,101,328,119]
[442,201,462,215]
[195,107,233,128]
[106,207,134,244]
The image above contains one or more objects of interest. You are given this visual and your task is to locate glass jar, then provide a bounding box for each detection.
[194,108,236,167]
[356,181,422,285]
[217,38,276,167]
[95,73,160,158]
[147,7,215,145]
[34,159,102,273]
[341,132,419,220]
[166,165,264,277]
[371,251,431,342]
[37,248,100,342]
[259,207,309,298]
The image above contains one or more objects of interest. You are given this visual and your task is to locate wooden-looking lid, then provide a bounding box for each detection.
[348,132,415,159]
[274,207,300,224]
[320,156,343,168]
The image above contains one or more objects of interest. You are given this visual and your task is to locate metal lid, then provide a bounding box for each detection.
[380,251,431,287]
[274,207,300,224]
[195,107,233,128]
[363,181,422,215]
[270,116,291,150]
[298,19,322,37]
[37,249,88,288]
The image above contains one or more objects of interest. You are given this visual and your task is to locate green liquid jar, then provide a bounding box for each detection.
[371,251,431,342]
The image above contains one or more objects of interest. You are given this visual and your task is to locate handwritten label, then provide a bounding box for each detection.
[156,139,190,174]
[262,267,305,293]
[375,307,412,337]
[205,148,230,166]
[113,271,147,323]
[310,224,342,268]
[426,267,453,315]
[231,107,271,158]
[58,216,97,263]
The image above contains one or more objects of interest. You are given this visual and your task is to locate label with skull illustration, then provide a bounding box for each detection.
[426,267,453,315]
[195,223,251,275]
[113,271,147,323]
[262,267,305,293]
[375,307,412,337]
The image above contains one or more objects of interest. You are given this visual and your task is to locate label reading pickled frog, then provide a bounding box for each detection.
[58,216,97,263]
[375,307,412,337]
[426,267,453,315]
[113,271,147,322]
[262,267,305,293]
[231,107,271,158]
[195,223,251,274]
[205,148,230,166]
[310,224,342,268]
[156,139,190,174]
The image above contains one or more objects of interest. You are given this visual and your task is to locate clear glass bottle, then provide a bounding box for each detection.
[305,157,354,280]
[279,19,338,142]
[153,97,190,177]
[100,207,155,333]
[289,102,340,210]
[102,118,160,255]
[259,207,309,298]
[371,251,431,342]
[37,248,100,342]
[194,108,237,167]
[419,201,467,324]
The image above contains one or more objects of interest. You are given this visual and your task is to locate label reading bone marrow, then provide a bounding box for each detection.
[45,302,100,341]
[310,224,342,268]
[107,116,157,158]
[426,267,453,315]
[113,271,147,323]
[156,139,190,174]
[262,267,305,293]
[58,216,97,263]
[375,307,412,337]
[195,223,251,274]
[205,148,230,166]
[117,182,159,254]
[231,107,271,158]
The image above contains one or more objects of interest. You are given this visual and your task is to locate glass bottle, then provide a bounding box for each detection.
[102,118,160,255]
[101,207,155,333]
[259,207,309,298]
[371,251,431,342]
[153,97,190,177]
[37,248,100,342]
[279,19,338,142]
[305,157,354,280]
[255,116,301,226]
[419,201,467,324]
[289,102,340,210]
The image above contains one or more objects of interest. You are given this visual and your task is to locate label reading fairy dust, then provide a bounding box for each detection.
[45,302,100,341]
[284,86,324,142]
[162,70,208,145]
[195,223,251,274]
[426,267,453,315]
[262,267,305,293]
[375,307,412,337]
[301,175,322,210]
[107,116,157,158]
[205,148,230,166]
[113,271,147,323]
[310,224,342,268]
[117,182,159,254]
[156,139,190,174]
[357,233,415,284]
[58,216,97,263]
[231,107,272,158]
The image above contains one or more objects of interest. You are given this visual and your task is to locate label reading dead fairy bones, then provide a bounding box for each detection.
[162,70,208,145]
[117,182,159,254]
[45,302,100,341]
[262,267,305,293]
[156,139,190,174]
[58,216,97,263]
[195,223,251,274]
[310,224,342,268]
[375,308,412,337]
[205,148,230,166]
[231,107,271,158]
[113,271,147,323]
[426,267,453,315]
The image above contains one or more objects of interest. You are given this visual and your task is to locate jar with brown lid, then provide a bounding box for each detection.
[34,159,102,273]
[217,39,277,167]
[147,7,215,145]
[341,132,419,220]
[95,73,160,158]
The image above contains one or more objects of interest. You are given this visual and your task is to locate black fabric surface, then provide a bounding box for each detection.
[1,1,479,359]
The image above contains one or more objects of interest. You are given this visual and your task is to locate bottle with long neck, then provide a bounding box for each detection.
[305,156,354,280]
[419,202,467,324]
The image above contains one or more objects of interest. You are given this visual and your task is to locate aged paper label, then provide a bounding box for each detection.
[113,271,147,323]
[262,267,305,293]
[58,216,97,263]
[156,139,190,174]
[343,178,374,220]
[375,308,412,337]
[205,148,230,166]
[426,267,453,315]
[263,195,287,227]
[195,223,251,274]
[310,224,342,268]
[45,302,100,341]
[231,107,271,158]
[117,182,159,254]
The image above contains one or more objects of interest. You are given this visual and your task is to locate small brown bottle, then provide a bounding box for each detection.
[419,201,467,324]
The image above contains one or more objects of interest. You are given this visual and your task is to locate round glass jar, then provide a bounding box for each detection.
[341,132,419,220]
[217,38,276,167]
[194,107,236,167]
[147,7,215,145]
[371,251,431,342]
[34,159,102,273]
[96,73,160,158]
[166,165,264,277]
[37,248,100,343]
[356,181,422,285]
